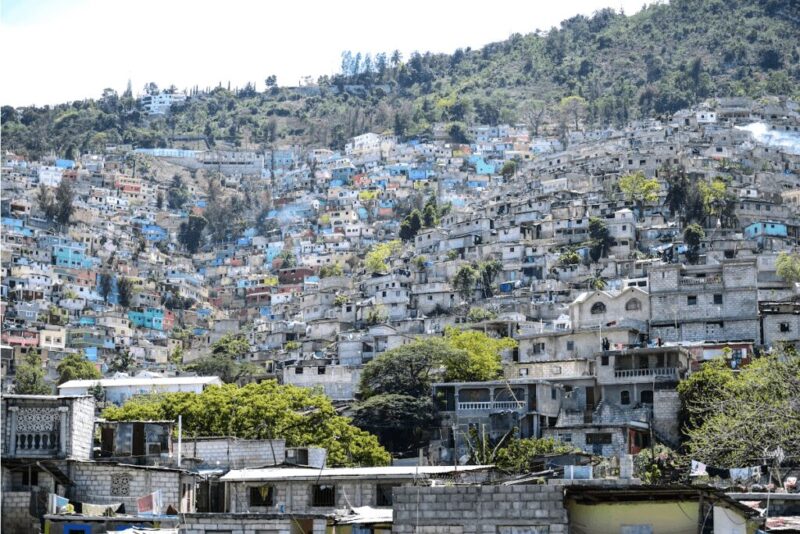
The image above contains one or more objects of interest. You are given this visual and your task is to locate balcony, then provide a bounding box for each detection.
[613,367,677,379]
[457,401,526,411]
[14,431,60,456]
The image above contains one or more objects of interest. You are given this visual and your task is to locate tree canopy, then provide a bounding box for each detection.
[14,351,51,395]
[57,353,101,384]
[102,381,391,467]
[679,349,800,468]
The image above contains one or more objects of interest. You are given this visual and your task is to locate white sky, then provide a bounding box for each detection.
[1,0,653,107]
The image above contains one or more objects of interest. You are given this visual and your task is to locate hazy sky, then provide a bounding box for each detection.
[1,0,652,107]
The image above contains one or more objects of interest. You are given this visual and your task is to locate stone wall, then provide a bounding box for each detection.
[228,478,405,515]
[392,484,568,534]
[652,390,681,446]
[181,513,325,534]
[68,461,188,513]
[69,396,95,460]
[1,490,37,534]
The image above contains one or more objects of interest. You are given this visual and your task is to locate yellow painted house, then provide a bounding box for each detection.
[566,486,762,534]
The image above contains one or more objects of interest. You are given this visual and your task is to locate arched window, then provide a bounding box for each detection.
[620,390,630,405]
[641,390,653,404]
[590,302,606,315]
[625,298,641,311]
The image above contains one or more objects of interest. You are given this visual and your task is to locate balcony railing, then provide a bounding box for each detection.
[15,431,59,454]
[613,367,677,379]
[457,401,526,411]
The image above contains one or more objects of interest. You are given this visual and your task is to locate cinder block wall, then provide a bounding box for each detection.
[392,484,568,534]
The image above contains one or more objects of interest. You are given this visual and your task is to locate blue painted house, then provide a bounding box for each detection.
[128,308,168,331]
[744,221,788,239]
[468,156,495,175]
[141,224,168,242]
[53,242,97,268]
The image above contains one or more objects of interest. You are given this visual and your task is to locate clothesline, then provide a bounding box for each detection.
[690,460,765,481]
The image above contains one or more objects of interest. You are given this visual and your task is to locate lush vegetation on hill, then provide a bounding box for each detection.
[2,0,798,158]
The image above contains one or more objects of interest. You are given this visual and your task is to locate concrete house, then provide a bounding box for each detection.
[648,260,759,343]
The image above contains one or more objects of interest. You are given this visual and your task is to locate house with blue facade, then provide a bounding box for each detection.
[468,155,495,175]
[53,242,97,268]
[744,221,788,239]
[128,308,168,331]
[141,224,168,242]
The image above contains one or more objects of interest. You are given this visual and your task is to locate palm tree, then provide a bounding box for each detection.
[588,270,607,290]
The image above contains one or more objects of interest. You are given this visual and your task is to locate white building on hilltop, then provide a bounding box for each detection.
[139,92,187,115]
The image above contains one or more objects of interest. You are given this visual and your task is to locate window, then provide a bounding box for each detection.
[590,302,606,315]
[532,342,545,354]
[21,469,39,487]
[376,484,397,507]
[551,366,561,375]
[601,355,609,366]
[585,433,612,445]
[713,294,723,305]
[318,366,326,375]
[640,390,654,404]
[566,341,575,351]
[312,484,336,507]
[687,296,697,306]
[625,298,641,311]
[620,390,631,405]
[551,387,557,400]
[519,368,529,376]
[249,485,274,507]
[780,322,791,333]
[295,367,304,374]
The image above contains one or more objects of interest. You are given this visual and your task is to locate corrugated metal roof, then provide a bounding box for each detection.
[58,376,222,389]
[221,465,492,482]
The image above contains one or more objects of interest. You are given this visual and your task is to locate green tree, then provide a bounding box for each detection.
[108,350,135,374]
[587,270,608,290]
[399,209,423,241]
[500,161,517,179]
[102,381,390,467]
[187,334,253,383]
[633,444,689,485]
[677,355,735,435]
[682,349,800,468]
[453,264,478,301]
[664,165,690,219]
[57,353,101,385]
[167,175,190,210]
[319,263,344,278]
[495,437,576,474]
[117,277,134,307]
[683,223,705,265]
[618,171,660,216]
[697,178,729,224]
[98,273,113,303]
[559,250,581,266]
[365,241,400,274]
[156,190,164,209]
[54,178,75,225]
[359,338,453,399]
[776,252,800,285]
[351,394,436,453]
[441,327,516,382]
[422,203,438,228]
[559,95,588,131]
[478,259,503,298]
[15,351,51,394]
[178,215,207,253]
[588,217,613,262]
[36,184,58,221]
